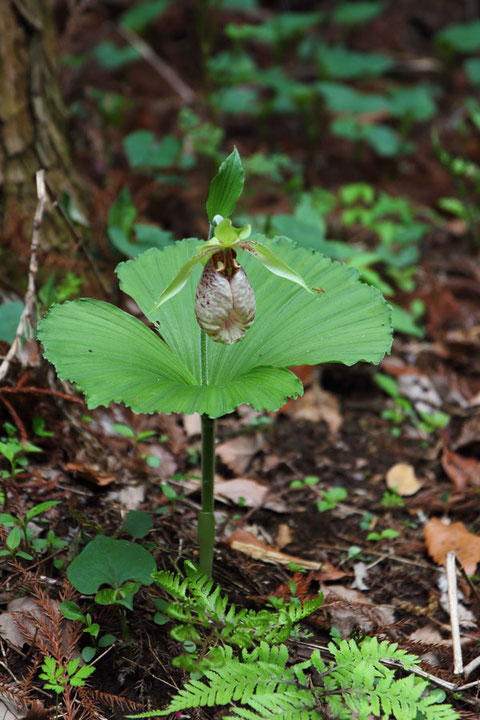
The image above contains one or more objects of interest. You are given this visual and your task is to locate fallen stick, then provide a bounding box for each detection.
[118,25,195,104]
[446,550,464,674]
[0,170,47,383]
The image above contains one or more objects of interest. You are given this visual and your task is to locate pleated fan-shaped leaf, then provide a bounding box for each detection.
[38,236,392,418]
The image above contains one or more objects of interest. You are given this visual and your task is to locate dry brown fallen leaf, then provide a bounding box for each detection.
[64,461,116,486]
[107,484,145,510]
[408,624,446,645]
[182,412,201,438]
[275,523,293,550]
[320,584,395,637]
[214,478,287,513]
[281,382,343,435]
[441,444,480,491]
[216,434,264,475]
[137,442,177,477]
[0,695,28,720]
[0,597,62,649]
[226,529,322,569]
[386,462,422,496]
[424,517,480,575]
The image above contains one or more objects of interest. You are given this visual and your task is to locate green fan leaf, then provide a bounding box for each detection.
[39,237,392,418]
[118,236,391,372]
[37,290,301,417]
[206,148,245,222]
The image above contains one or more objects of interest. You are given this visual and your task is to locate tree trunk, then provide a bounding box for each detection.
[0,0,82,262]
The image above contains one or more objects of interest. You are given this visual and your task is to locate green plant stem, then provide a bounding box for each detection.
[198,217,217,576]
[199,413,215,577]
[200,331,207,385]
[120,608,129,643]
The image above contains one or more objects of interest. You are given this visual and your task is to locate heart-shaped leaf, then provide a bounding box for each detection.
[67,535,156,594]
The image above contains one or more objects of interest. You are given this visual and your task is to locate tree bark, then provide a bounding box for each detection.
[0,0,82,258]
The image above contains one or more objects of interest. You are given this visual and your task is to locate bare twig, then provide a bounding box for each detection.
[463,654,480,678]
[0,171,47,383]
[446,551,464,674]
[43,179,110,296]
[118,25,195,104]
[0,385,84,403]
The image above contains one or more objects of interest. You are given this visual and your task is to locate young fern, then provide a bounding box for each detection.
[127,637,459,720]
[152,562,323,660]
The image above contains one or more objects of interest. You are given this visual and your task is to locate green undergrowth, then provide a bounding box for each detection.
[127,563,459,720]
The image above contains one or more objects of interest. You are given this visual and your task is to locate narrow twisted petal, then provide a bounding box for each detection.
[195,264,255,344]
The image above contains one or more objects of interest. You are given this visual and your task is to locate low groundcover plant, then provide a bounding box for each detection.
[37,148,392,576]
[126,637,459,720]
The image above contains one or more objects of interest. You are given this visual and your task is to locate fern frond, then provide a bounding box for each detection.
[324,637,459,720]
[225,709,321,720]
[244,689,319,719]
[152,570,188,599]
[241,641,290,667]
[287,595,323,622]
[163,656,298,713]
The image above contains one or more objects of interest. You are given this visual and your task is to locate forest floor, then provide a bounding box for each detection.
[1,1,480,719]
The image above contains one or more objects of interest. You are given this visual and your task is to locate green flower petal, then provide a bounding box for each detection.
[149,240,221,312]
[214,218,251,247]
[239,237,313,295]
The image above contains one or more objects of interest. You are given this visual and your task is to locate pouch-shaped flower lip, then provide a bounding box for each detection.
[195,249,256,344]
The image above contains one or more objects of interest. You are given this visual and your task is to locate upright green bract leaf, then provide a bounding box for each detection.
[206,148,244,222]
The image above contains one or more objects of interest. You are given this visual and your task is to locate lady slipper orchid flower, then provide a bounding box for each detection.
[149,217,313,344]
[195,248,256,344]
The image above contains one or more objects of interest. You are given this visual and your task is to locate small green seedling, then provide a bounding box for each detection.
[32,417,55,438]
[38,149,392,576]
[112,423,157,443]
[367,528,400,541]
[66,535,156,641]
[347,545,363,560]
[360,513,375,531]
[39,272,83,311]
[316,487,347,512]
[39,655,95,695]
[0,423,43,481]
[381,490,405,508]
[290,475,320,489]
[60,600,116,662]
[113,423,166,467]
[375,373,450,435]
[432,109,480,245]
[0,501,61,560]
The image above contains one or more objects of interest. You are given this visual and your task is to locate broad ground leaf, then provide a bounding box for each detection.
[67,535,156,594]
[38,237,392,418]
